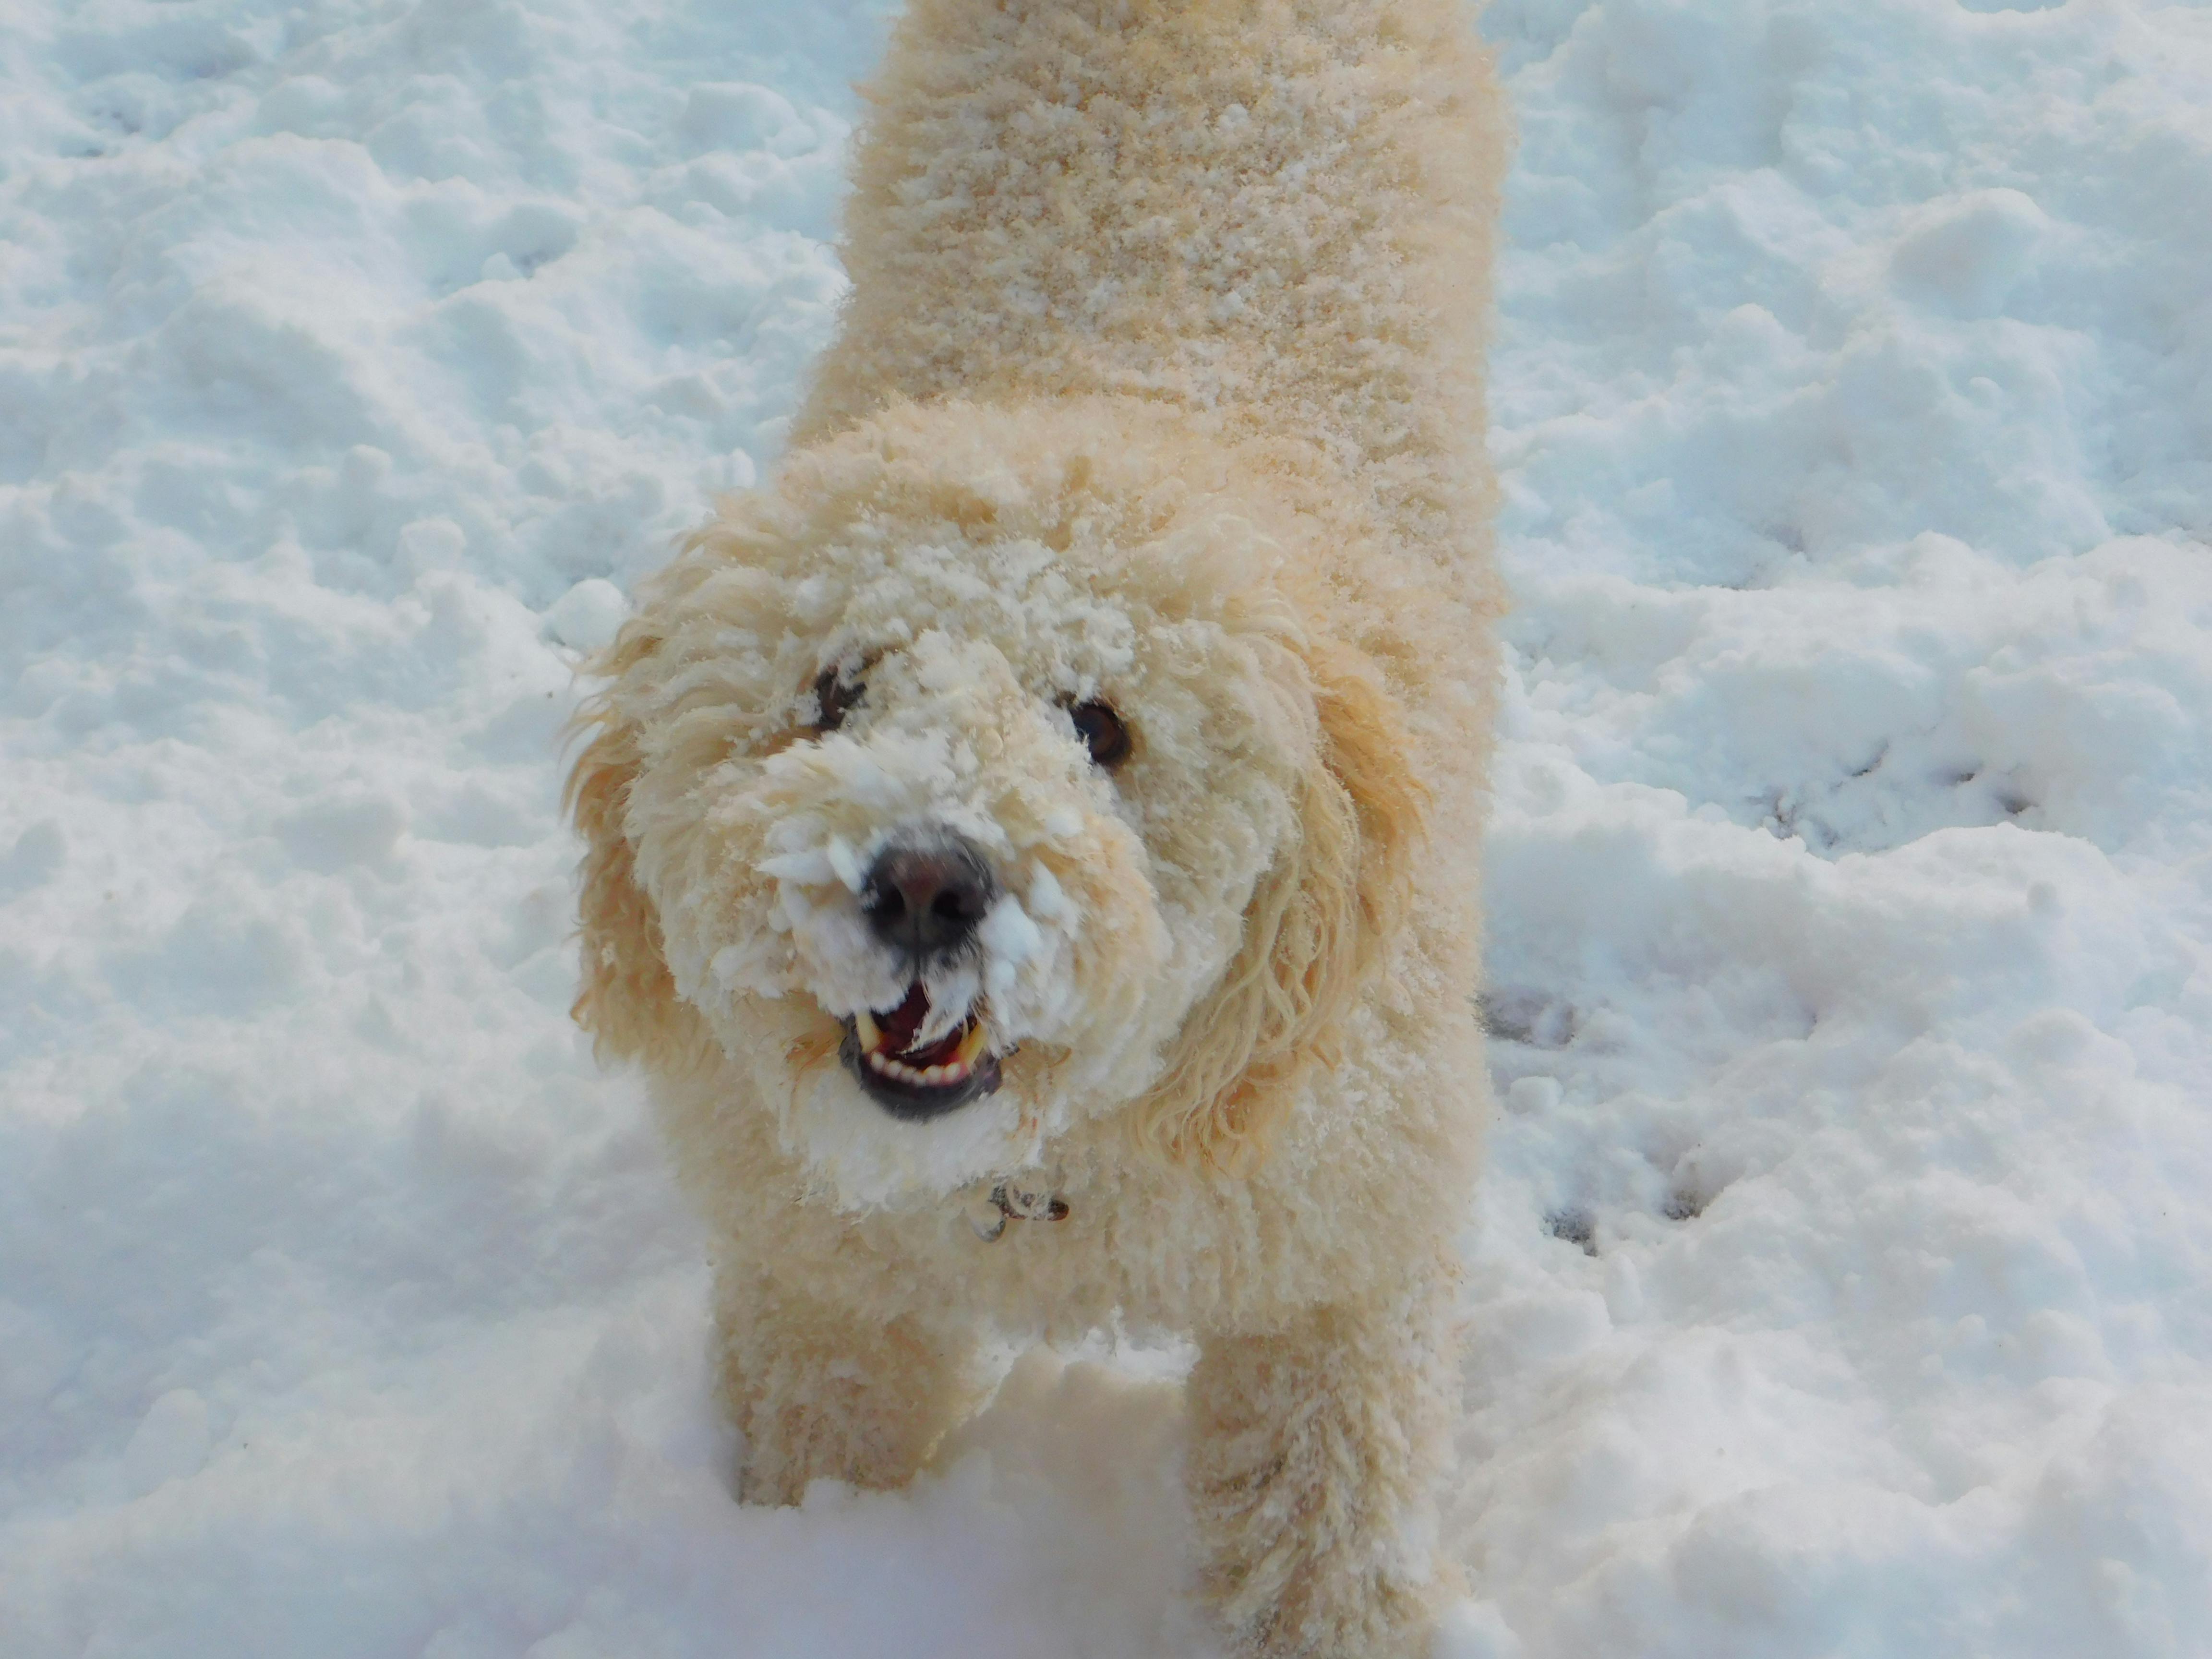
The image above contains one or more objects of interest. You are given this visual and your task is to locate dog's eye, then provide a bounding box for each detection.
[812,668,864,732]
[1069,700,1131,768]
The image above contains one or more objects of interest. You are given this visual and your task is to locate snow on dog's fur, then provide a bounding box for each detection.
[568,2,1508,1653]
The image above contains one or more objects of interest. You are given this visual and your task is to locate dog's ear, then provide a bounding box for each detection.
[1139,630,1426,1174]
[564,649,682,1063]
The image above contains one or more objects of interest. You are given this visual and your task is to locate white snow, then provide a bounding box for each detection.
[3,0,2210,1654]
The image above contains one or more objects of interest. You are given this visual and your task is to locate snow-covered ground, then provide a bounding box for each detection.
[4,0,2210,1652]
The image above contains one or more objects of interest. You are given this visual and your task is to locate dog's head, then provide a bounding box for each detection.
[567,400,1424,1206]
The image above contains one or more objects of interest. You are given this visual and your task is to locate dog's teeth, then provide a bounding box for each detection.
[859,1023,984,1091]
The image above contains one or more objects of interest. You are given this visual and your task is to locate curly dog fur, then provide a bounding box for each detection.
[568,2,1508,1652]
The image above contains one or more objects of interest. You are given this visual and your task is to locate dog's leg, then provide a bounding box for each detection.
[1187,1282,1462,1659]
[714,1265,977,1505]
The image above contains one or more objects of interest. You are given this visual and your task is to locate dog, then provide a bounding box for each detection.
[566,2,1508,1652]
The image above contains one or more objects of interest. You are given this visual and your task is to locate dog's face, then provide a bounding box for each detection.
[569,403,1420,1207]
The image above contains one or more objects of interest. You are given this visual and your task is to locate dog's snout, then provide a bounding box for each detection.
[862,835,997,960]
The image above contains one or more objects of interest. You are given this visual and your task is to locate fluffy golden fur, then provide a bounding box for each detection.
[567,2,1508,1652]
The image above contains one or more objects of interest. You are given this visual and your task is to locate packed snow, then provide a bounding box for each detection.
[4,0,2211,1653]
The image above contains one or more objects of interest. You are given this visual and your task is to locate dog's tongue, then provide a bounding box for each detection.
[875,983,974,1067]
[878,983,933,1054]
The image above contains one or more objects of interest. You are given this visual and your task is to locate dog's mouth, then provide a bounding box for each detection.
[838,982,1003,1121]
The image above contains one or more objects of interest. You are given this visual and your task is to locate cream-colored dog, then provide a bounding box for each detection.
[568,2,1507,1652]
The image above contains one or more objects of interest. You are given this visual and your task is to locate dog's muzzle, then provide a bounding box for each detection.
[838,830,1006,1120]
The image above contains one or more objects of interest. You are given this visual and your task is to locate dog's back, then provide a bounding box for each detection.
[796,0,1510,579]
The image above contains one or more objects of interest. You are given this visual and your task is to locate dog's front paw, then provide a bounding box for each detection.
[1188,1298,1461,1659]
[1194,1487,1452,1659]
[716,1277,977,1505]
[733,1383,917,1506]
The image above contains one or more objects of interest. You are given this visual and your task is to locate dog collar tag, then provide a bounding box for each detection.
[966,1179,1070,1242]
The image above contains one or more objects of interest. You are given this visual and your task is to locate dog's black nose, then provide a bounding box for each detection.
[862,835,997,960]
